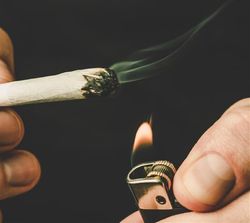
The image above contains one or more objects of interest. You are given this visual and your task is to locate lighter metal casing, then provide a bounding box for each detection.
[127,161,187,223]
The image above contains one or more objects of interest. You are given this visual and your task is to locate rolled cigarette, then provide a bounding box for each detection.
[0,68,119,106]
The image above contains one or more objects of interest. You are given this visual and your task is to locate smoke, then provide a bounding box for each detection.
[110,0,232,84]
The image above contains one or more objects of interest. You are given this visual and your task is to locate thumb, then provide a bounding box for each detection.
[173,98,250,212]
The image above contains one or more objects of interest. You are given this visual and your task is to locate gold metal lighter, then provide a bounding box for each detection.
[127,160,187,223]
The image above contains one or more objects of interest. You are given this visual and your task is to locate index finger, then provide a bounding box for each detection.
[0,28,15,82]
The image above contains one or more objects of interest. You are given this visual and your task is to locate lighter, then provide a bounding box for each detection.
[127,160,187,223]
[127,122,188,223]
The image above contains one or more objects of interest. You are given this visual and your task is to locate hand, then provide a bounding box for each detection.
[0,28,41,221]
[121,98,250,223]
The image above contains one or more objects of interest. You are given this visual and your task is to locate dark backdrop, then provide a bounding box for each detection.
[0,0,249,222]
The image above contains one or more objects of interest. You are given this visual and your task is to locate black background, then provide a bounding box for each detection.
[0,0,249,222]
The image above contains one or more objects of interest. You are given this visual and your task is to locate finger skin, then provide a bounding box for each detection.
[173,98,250,211]
[0,28,25,151]
[0,150,41,200]
[224,98,250,115]
[120,211,144,223]
[0,59,14,83]
[0,108,24,152]
[0,28,40,205]
[0,28,14,74]
[157,191,250,223]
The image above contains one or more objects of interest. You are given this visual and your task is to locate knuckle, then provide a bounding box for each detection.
[0,28,12,45]
[232,98,250,108]
[225,98,250,114]
[221,108,250,160]
[221,108,250,184]
[224,107,250,140]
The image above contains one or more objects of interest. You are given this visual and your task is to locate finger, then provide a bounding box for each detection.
[224,98,250,115]
[120,211,144,223]
[0,59,14,83]
[157,190,250,223]
[0,108,24,152]
[0,28,14,76]
[173,98,250,211]
[0,150,41,199]
[0,29,24,151]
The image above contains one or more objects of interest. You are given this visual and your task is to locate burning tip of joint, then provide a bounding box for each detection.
[133,122,153,151]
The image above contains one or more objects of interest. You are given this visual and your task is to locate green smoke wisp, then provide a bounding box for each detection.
[110,0,232,84]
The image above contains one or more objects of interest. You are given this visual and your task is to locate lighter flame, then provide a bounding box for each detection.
[133,122,153,151]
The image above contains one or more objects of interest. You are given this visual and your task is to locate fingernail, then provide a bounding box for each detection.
[3,152,37,186]
[0,109,22,146]
[183,153,235,205]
